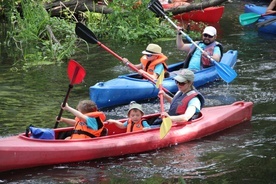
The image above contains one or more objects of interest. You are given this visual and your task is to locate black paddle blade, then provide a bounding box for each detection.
[148,0,165,17]
[75,22,98,44]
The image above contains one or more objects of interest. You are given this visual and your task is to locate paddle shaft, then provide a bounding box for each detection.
[75,23,174,96]
[54,84,73,128]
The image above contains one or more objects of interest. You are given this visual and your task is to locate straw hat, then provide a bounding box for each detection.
[142,44,162,55]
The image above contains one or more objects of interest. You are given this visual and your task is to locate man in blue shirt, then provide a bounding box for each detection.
[176,26,223,72]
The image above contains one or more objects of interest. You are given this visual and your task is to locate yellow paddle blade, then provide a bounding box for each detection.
[160,117,172,139]
[155,69,165,88]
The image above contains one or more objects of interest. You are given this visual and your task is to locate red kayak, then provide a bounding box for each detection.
[0,101,253,173]
[163,5,224,23]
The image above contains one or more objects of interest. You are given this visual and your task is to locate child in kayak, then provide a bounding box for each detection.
[57,100,107,139]
[107,101,151,132]
[122,43,169,80]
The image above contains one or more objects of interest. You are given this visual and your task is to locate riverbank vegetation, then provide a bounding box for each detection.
[1,0,202,70]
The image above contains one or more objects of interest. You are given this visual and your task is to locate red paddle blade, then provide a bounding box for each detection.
[67,60,86,84]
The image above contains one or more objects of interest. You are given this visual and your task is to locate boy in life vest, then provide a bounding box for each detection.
[122,43,169,80]
[176,26,223,72]
[107,102,151,132]
[58,100,106,139]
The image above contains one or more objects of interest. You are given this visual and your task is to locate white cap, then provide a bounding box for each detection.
[202,26,217,36]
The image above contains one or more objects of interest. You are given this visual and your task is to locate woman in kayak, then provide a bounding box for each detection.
[57,100,107,139]
[107,101,151,132]
[266,0,276,14]
[154,69,205,124]
[122,43,169,80]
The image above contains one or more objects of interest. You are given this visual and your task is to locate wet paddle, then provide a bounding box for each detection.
[156,70,172,139]
[239,12,276,26]
[75,22,174,96]
[54,60,86,128]
[147,0,237,83]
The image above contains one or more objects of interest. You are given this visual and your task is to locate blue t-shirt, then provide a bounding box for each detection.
[188,97,201,113]
[86,117,99,130]
[154,63,164,75]
[188,43,221,71]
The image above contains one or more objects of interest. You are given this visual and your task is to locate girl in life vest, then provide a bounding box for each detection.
[58,100,106,139]
[122,43,169,80]
[107,102,151,132]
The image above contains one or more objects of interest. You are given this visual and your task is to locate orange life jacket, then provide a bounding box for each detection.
[126,119,144,132]
[71,111,106,139]
[140,54,168,75]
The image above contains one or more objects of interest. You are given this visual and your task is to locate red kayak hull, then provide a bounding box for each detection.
[163,5,224,23]
[0,101,253,172]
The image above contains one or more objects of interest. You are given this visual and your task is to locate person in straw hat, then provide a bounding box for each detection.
[176,26,223,72]
[122,43,169,80]
[107,101,151,132]
[153,69,205,125]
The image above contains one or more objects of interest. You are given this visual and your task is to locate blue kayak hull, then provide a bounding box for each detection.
[244,4,276,35]
[90,50,238,109]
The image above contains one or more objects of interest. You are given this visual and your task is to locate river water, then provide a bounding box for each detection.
[0,0,275,183]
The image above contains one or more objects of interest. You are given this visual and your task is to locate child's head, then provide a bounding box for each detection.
[127,102,144,123]
[77,100,98,114]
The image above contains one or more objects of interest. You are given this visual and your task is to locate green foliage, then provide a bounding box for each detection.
[2,0,203,69]
[6,0,77,69]
[85,0,176,43]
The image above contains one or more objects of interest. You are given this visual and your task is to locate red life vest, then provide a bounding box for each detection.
[168,90,205,116]
[183,41,223,69]
[140,54,168,75]
[71,111,106,139]
[126,119,144,132]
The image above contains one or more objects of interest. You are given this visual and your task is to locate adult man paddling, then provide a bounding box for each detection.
[176,26,223,72]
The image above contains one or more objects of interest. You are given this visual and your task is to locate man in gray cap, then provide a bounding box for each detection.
[176,26,223,72]
[154,69,205,124]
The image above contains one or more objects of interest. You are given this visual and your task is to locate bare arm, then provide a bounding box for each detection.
[176,32,191,52]
[107,119,126,129]
[266,0,276,14]
[159,90,173,103]
[62,103,87,122]
[58,117,76,126]
[162,105,196,123]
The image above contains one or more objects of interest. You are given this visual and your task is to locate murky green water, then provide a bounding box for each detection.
[0,1,275,183]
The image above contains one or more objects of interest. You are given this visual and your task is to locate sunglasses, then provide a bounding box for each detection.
[203,34,214,38]
[146,54,153,57]
[175,80,188,86]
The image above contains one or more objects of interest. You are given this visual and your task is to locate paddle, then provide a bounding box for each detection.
[156,69,172,139]
[75,22,174,96]
[54,60,86,128]
[256,17,276,27]
[147,0,237,83]
[239,12,276,26]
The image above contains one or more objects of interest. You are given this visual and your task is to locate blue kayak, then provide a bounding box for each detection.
[90,50,238,109]
[244,4,276,35]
